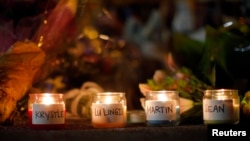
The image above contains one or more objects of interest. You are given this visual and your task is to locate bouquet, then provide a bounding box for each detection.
[0,0,78,125]
[139,67,213,124]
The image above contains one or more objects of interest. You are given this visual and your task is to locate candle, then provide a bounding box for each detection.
[127,110,146,124]
[145,91,180,126]
[203,89,240,125]
[28,93,66,129]
[91,92,127,128]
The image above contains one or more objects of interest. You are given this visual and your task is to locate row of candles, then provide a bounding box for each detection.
[28,89,240,129]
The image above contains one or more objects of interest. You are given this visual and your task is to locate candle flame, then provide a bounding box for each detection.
[104,97,113,104]
[42,94,55,105]
[157,94,168,101]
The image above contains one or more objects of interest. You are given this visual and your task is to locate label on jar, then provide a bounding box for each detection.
[91,103,125,123]
[32,104,65,124]
[145,100,177,121]
[203,99,234,120]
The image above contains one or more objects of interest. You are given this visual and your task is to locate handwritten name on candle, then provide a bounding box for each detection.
[34,110,64,120]
[146,105,173,114]
[204,104,225,113]
[145,100,177,121]
[94,108,123,116]
[91,103,125,123]
[203,99,234,121]
[32,104,65,124]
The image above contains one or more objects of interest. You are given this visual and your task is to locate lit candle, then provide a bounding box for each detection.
[203,89,240,125]
[28,93,66,129]
[145,91,180,126]
[91,92,127,128]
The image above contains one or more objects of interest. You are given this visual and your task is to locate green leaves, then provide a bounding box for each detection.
[200,25,250,87]
[172,32,204,71]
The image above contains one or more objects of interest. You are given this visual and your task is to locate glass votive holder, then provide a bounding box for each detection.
[203,89,240,125]
[145,90,180,126]
[127,110,146,124]
[28,93,66,129]
[91,92,127,128]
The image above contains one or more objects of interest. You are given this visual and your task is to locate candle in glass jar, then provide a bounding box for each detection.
[145,91,180,126]
[203,89,240,125]
[91,92,127,128]
[28,93,66,129]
